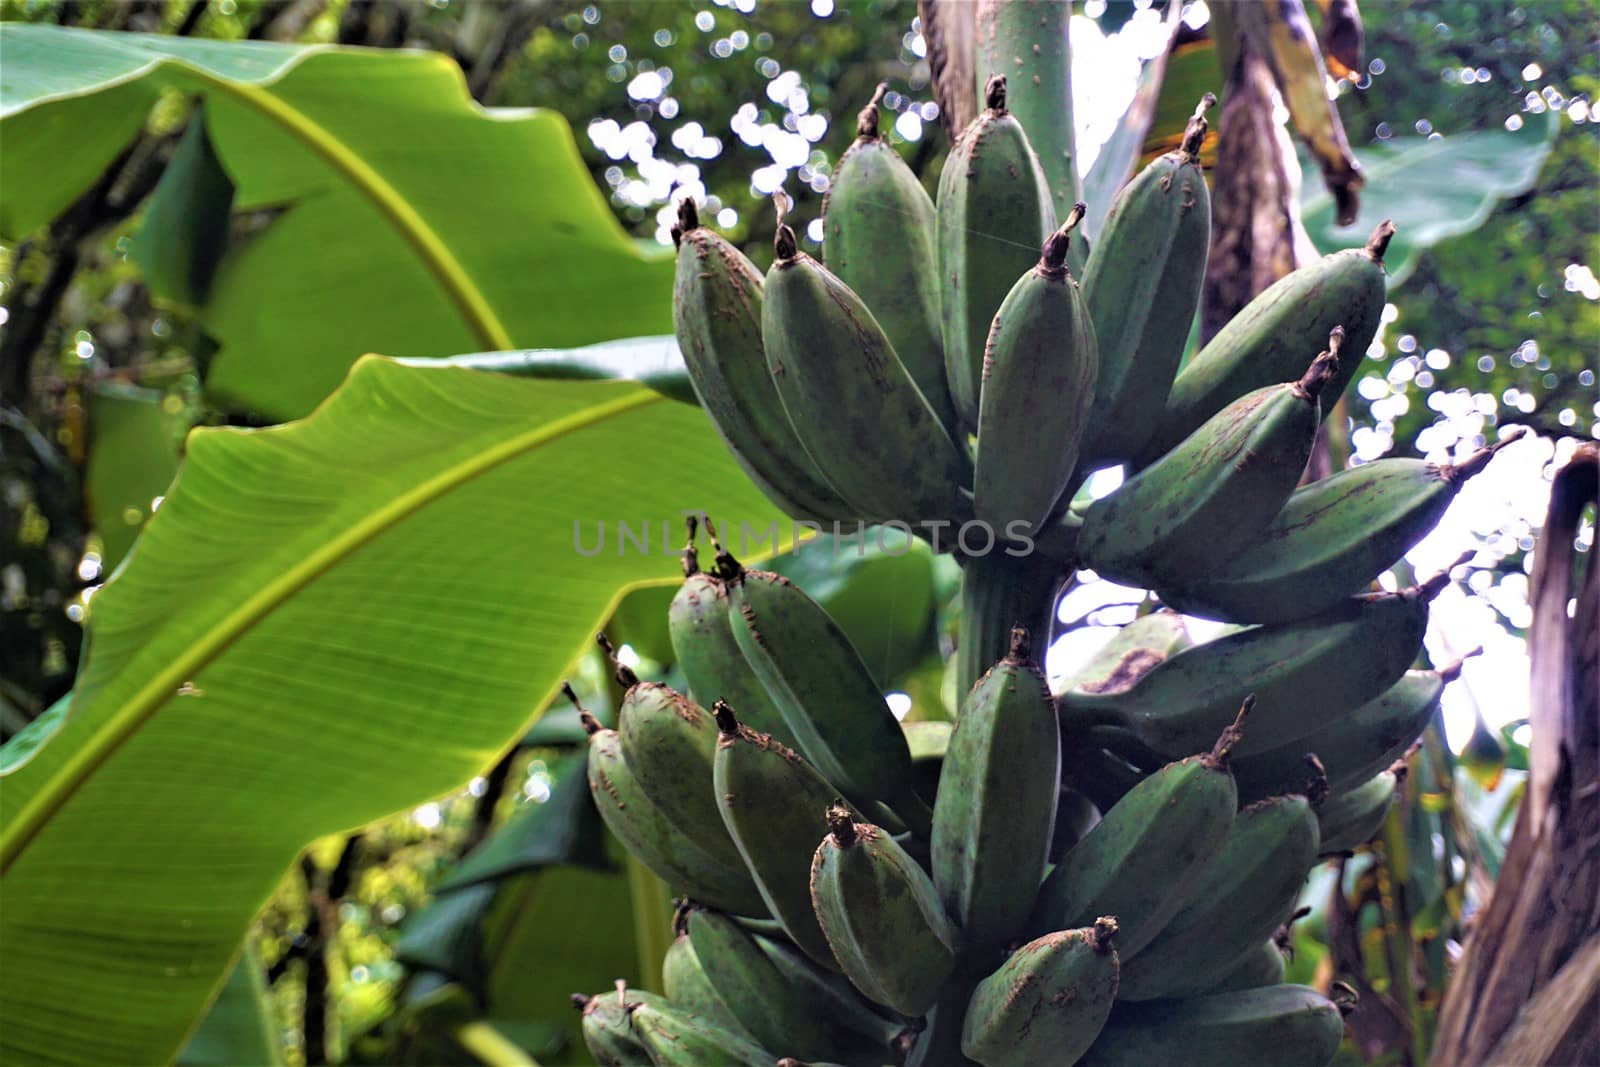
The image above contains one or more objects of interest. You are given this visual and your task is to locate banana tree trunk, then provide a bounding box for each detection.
[1428,443,1599,1067]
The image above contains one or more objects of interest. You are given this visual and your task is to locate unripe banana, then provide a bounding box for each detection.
[629,998,776,1067]
[1078,985,1345,1067]
[959,918,1120,1067]
[1078,96,1214,468]
[1078,331,1341,588]
[1317,768,1401,855]
[763,195,971,522]
[1140,220,1394,466]
[661,931,749,1039]
[1206,940,1289,994]
[668,520,796,747]
[973,205,1098,536]
[574,984,659,1067]
[1157,433,1521,624]
[1116,781,1322,1001]
[1028,703,1247,955]
[938,74,1057,432]
[603,637,749,877]
[932,627,1060,954]
[723,551,930,834]
[686,908,897,1065]
[1053,611,1193,699]
[810,806,957,1016]
[1232,652,1474,802]
[711,701,846,970]
[824,86,956,432]
[1062,575,1444,761]
[578,700,767,916]
[673,199,852,521]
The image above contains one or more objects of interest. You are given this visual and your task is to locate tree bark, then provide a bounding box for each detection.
[1428,442,1599,1067]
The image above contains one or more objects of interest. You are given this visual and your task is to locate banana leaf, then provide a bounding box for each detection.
[0,357,790,1065]
[0,24,673,420]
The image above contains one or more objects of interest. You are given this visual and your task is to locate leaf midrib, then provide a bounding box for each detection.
[0,378,662,873]
[186,64,514,352]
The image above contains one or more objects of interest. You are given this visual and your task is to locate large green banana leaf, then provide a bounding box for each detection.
[1301,110,1560,287]
[0,24,672,420]
[0,357,789,1065]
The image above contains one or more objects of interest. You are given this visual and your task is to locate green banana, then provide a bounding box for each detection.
[574,984,660,1067]
[672,198,851,522]
[959,918,1121,1067]
[1078,96,1214,468]
[1054,611,1193,699]
[763,195,971,522]
[1140,220,1394,466]
[753,929,910,1052]
[1028,703,1246,955]
[686,908,896,1065]
[1116,783,1322,1001]
[1233,652,1474,802]
[722,551,931,835]
[824,85,956,432]
[578,698,767,917]
[1078,985,1345,1067]
[938,74,1057,432]
[662,928,749,1038]
[974,0,1082,239]
[603,636,749,878]
[1157,433,1522,623]
[1318,768,1402,855]
[1206,940,1288,994]
[1078,330,1341,588]
[629,997,775,1067]
[1062,576,1443,761]
[711,701,845,970]
[973,204,1098,536]
[810,806,958,1016]
[932,627,1060,954]
[668,519,796,747]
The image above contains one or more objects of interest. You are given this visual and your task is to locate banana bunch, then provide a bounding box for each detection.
[568,59,1504,1065]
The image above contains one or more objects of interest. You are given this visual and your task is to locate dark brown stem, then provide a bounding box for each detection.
[1039,202,1087,275]
[984,73,1007,113]
[826,804,858,847]
[1179,92,1218,159]
[1294,326,1344,402]
[774,224,798,261]
[681,515,701,578]
[1443,426,1528,485]
[1438,647,1484,683]
[1365,219,1397,263]
[562,682,604,735]
[1415,551,1475,602]
[677,197,699,235]
[856,82,889,139]
[1091,916,1119,953]
[1204,695,1254,769]
[595,632,639,689]
[713,700,740,737]
[1301,753,1330,808]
